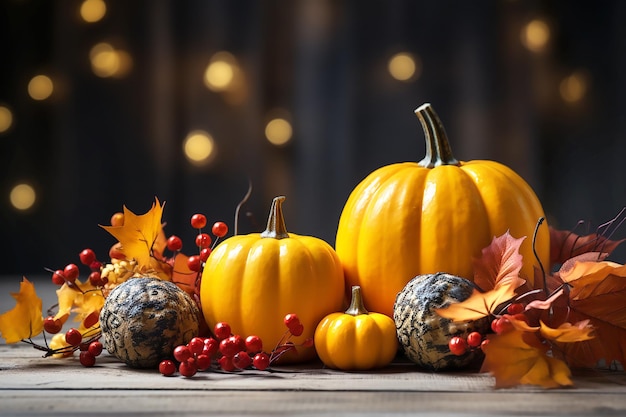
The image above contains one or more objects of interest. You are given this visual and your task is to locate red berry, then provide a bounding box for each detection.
[232,334,246,351]
[43,316,62,334]
[252,352,270,371]
[187,255,202,272]
[82,310,100,328]
[507,303,525,315]
[88,271,103,286]
[212,221,228,238]
[196,354,212,371]
[190,214,207,229]
[167,235,183,252]
[213,322,231,340]
[173,345,192,362]
[284,313,300,329]
[491,317,513,334]
[65,328,82,346]
[88,341,103,357]
[159,359,176,376]
[79,249,96,266]
[481,339,490,351]
[199,247,212,261]
[51,270,65,286]
[218,355,236,372]
[290,323,304,337]
[448,336,467,356]
[245,335,263,353]
[188,337,205,356]
[203,337,219,356]
[195,233,212,249]
[179,359,197,377]
[79,351,96,367]
[219,337,240,357]
[233,351,252,369]
[466,332,482,348]
[89,260,102,271]
[64,264,80,282]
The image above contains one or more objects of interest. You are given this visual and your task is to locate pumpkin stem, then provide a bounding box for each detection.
[260,196,290,239]
[415,103,460,168]
[344,286,369,316]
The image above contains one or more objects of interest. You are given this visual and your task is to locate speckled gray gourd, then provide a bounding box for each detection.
[393,273,490,371]
[99,277,199,368]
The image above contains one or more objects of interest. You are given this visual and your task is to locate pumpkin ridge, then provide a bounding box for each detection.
[460,161,549,285]
[358,165,429,311]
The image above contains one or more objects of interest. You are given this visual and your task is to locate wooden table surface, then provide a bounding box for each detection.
[2,276,626,416]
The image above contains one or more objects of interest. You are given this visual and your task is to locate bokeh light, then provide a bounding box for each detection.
[10,183,36,211]
[27,75,54,100]
[521,19,550,53]
[80,0,106,23]
[183,130,216,165]
[0,106,13,133]
[265,117,293,146]
[90,43,132,78]
[388,52,421,81]
[204,52,237,92]
[560,71,590,104]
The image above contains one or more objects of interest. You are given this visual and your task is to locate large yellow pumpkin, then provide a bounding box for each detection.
[335,103,549,317]
[200,196,345,363]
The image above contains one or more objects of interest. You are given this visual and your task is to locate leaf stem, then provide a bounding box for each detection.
[532,217,548,296]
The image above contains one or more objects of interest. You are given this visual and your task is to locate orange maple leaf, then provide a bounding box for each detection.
[473,232,527,291]
[0,278,44,343]
[481,329,573,388]
[101,197,168,276]
[170,253,198,295]
[554,260,626,367]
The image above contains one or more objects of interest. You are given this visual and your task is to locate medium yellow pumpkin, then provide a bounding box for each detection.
[335,103,549,317]
[315,286,398,371]
[200,196,345,363]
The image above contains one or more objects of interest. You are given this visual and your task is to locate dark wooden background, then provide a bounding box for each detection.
[1,0,625,275]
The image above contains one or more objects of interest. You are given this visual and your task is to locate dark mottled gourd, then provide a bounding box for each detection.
[99,277,199,368]
[393,273,490,371]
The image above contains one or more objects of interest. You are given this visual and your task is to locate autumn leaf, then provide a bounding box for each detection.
[170,253,198,295]
[101,197,165,270]
[481,330,573,388]
[539,320,594,343]
[436,281,521,322]
[437,232,527,322]
[0,278,44,343]
[554,260,626,367]
[550,226,625,267]
[473,231,527,292]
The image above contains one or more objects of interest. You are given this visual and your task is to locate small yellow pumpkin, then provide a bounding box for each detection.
[200,196,345,363]
[314,286,398,371]
[335,103,550,317]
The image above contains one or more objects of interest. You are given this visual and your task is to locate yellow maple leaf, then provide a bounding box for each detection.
[100,197,165,269]
[436,279,523,322]
[481,329,573,388]
[0,278,44,343]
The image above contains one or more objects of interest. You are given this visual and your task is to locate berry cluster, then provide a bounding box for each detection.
[165,213,228,273]
[31,210,229,365]
[159,314,312,378]
[447,302,526,356]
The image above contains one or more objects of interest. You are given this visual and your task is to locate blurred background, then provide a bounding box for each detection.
[1,0,625,276]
